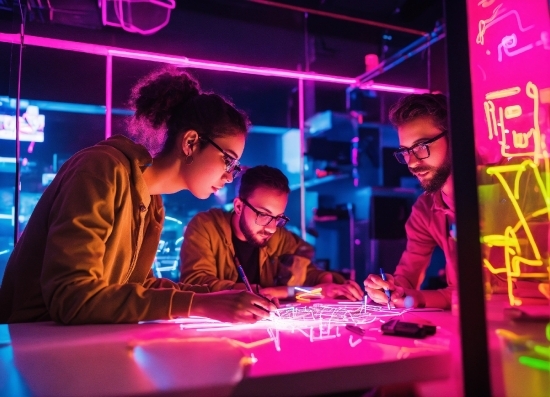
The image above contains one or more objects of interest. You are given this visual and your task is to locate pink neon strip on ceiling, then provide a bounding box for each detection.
[360,82,430,94]
[108,49,355,84]
[0,33,429,94]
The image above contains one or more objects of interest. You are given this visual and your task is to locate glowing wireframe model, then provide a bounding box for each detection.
[177,303,407,351]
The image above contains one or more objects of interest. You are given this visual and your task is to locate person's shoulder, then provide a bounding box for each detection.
[270,226,302,248]
[184,208,232,243]
[65,142,131,175]
[188,208,230,226]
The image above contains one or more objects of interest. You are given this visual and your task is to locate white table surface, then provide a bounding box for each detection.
[0,301,454,397]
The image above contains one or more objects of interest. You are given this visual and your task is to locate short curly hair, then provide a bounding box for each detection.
[239,165,290,200]
[388,93,448,132]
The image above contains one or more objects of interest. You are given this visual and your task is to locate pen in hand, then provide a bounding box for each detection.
[379,268,392,310]
[234,256,271,314]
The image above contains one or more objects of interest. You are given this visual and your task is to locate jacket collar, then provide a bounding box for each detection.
[96,135,154,207]
[97,134,153,167]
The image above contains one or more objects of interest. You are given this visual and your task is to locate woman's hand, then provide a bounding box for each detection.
[190,290,276,323]
[317,280,364,301]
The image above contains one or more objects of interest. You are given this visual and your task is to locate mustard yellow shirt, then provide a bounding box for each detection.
[180,208,333,291]
[0,135,207,324]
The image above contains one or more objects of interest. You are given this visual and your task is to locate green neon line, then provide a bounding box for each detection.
[519,356,550,371]
[534,345,550,357]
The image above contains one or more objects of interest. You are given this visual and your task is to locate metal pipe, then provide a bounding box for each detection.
[347,202,355,281]
[105,53,112,139]
[247,0,427,36]
[357,24,446,85]
[298,76,306,240]
[13,14,24,244]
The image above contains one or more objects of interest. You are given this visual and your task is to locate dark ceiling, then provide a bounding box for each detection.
[176,0,443,45]
[1,0,446,128]
[5,0,444,50]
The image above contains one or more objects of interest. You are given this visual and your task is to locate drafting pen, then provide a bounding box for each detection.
[379,268,392,310]
[235,256,253,292]
[234,256,270,314]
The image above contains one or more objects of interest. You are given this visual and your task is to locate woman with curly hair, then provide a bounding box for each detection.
[0,67,275,324]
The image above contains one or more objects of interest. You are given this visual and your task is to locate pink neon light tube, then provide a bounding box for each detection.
[359,82,429,94]
[109,49,356,84]
[0,33,430,94]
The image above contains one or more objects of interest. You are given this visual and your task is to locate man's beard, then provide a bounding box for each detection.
[410,157,452,193]
[239,213,273,247]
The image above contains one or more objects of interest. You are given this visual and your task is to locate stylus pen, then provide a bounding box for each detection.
[235,256,254,292]
[234,256,270,313]
[379,268,392,310]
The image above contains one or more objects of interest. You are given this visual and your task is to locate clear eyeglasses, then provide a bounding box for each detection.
[201,136,242,178]
[240,197,290,228]
[393,130,448,164]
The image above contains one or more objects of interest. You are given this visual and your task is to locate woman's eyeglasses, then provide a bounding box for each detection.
[240,197,290,228]
[201,136,242,178]
[393,130,447,164]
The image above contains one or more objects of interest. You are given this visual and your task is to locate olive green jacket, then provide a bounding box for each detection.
[180,209,334,291]
[0,135,207,324]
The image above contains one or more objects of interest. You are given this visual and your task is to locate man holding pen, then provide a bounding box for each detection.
[364,94,456,310]
[180,165,363,301]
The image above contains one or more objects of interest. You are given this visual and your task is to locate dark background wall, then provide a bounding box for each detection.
[0,0,447,278]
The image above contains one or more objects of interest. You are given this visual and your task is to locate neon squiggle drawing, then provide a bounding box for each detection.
[482,158,550,305]
[484,82,542,163]
[477,5,535,46]
[478,0,496,8]
[498,34,535,62]
[496,31,550,62]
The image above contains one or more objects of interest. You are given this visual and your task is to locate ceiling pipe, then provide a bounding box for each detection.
[246,0,428,36]
[356,24,446,85]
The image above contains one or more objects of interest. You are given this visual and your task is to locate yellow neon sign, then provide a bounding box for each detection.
[483,159,550,305]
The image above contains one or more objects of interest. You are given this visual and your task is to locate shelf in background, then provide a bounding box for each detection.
[290,174,350,191]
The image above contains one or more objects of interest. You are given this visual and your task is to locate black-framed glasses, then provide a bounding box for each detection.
[393,130,448,165]
[240,197,290,228]
[201,136,242,178]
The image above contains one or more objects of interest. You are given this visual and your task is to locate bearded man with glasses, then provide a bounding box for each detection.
[180,165,363,301]
[364,93,458,310]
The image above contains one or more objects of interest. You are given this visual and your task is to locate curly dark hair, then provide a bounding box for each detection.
[127,66,250,155]
[239,165,290,200]
[388,93,448,132]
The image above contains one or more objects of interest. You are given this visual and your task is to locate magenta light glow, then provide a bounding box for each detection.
[467,1,550,164]
[170,303,407,351]
[359,81,430,94]
[0,33,429,93]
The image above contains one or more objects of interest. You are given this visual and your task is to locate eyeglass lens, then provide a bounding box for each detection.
[225,159,241,178]
[395,145,429,164]
[256,213,287,227]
